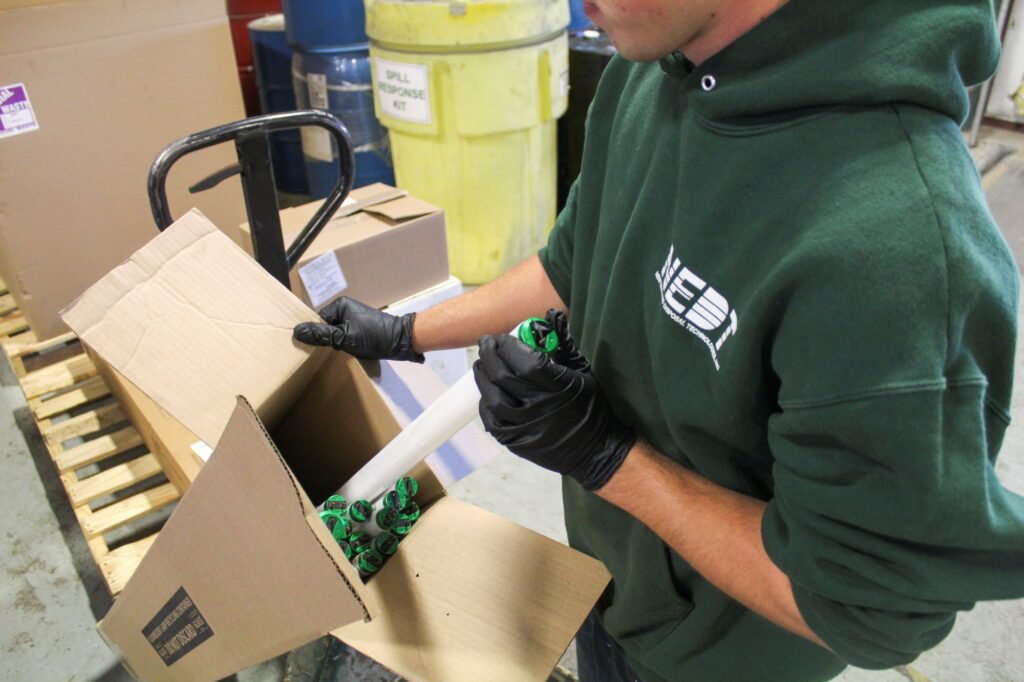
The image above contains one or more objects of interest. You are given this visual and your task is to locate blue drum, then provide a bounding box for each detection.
[248,14,309,196]
[281,0,367,50]
[292,45,394,197]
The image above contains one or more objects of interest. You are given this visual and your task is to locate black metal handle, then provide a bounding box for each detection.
[147,110,355,287]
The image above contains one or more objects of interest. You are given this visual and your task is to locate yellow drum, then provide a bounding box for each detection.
[366,0,569,283]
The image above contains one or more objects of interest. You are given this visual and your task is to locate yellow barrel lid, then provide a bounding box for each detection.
[366,0,569,50]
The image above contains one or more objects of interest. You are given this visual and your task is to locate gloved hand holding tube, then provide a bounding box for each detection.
[474,313,636,491]
[315,310,569,504]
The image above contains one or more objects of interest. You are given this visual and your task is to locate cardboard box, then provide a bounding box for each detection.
[62,210,609,681]
[0,0,246,340]
[240,184,450,310]
[91,356,204,496]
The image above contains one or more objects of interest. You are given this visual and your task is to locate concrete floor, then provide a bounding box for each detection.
[2,127,1024,681]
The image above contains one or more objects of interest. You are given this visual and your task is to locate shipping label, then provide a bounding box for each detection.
[307,73,329,110]
[298,251,349,308]
[375,59,431,124]
[143,587,214,666]
[0,84,39,140]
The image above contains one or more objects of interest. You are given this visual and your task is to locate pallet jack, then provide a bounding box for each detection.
[146,109,355,286]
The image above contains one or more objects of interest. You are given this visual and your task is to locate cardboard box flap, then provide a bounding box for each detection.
[241,184,409,240]
[336,496,611,682]
[99,398,367,682]
[61,209,322,446]
[361,195,439,222]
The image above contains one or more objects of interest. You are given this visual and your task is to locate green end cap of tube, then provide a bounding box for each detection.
[324,495,347,512]
[357,548,384,574]
[349,531,372,554]
[350,500,373,523]
[399,501,420,522]
[391,518,414,537]
[375,507,398,530]
[382,490,406,511]
[396,476,419,500]
[374,532,400,556]
[338,540,353,560]
[517,317,559,353]
[320,511,350,541]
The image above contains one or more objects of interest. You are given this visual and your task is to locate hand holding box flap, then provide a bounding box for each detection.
[99,398,367,682]
[61,209,323,447]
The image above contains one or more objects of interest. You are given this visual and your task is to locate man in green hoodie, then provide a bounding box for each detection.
[295,0,1024,679]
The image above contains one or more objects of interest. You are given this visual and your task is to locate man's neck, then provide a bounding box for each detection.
[682,0,790,65]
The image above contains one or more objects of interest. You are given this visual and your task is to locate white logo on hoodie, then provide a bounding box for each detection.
[655,245,738,370]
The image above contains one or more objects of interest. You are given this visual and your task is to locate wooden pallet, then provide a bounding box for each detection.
[0,283,178,595]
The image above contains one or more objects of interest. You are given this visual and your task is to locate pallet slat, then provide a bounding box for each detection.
[41,402,125,446]
[53,426,144,472]
[0,295,173,596]
[103,535,160,595]
[29,376,111,420]
[83,483,179,538]
[0,312,29,338]
[0,294,17,316]
[65,454,163,506]
[20,354,97,399]
[3,330,76,358]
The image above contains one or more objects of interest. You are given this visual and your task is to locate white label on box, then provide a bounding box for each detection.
[298,251,349,308]
[0,83,39,140]
[190,441,214,462]
[307,72,329,109]
[375,58,431,124]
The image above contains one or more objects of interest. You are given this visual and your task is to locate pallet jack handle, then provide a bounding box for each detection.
[147,110,355,288]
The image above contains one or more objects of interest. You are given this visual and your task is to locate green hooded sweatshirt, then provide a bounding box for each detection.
[539,1,1023,680]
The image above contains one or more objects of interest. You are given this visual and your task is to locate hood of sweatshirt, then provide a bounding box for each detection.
[659,0,999,125]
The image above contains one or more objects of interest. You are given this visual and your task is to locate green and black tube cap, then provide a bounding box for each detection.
[349,499,373,523]
[323,495,348,513]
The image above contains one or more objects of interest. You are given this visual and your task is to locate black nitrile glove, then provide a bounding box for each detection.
[543,309,589,372]
[473,333,635,491]
[293,297,424,362]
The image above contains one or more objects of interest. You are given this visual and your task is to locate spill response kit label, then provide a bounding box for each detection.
[143,587,214,666]
[375,59,431,124]
[0,84,39,140]
[299,251,349,308]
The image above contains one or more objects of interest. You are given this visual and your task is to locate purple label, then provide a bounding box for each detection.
[0,84,39,139]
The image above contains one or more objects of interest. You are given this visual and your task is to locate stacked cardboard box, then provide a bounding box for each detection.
[240,183,450,310]
[0,0,246,339]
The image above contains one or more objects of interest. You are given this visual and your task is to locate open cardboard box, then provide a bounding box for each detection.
[240,183,450,310]
[62,210,610,681]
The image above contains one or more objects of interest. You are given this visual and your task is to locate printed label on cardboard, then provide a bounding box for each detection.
[0,84,39,140]
[298,251,349,308]
[143,587,214,667]
[375,59,431,124]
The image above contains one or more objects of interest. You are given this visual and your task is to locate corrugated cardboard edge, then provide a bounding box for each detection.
[362,195,440,222]
[239,185,410,240]
[237,395,370,622]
